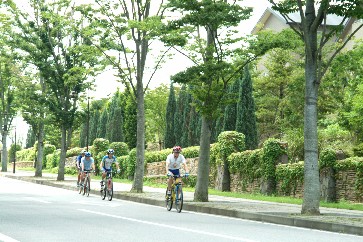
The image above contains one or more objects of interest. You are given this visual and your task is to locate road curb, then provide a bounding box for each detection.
[2,173,363,236]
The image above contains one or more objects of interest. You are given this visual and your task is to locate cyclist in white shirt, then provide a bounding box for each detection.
[100,149,120,190]
[165,146,189,196]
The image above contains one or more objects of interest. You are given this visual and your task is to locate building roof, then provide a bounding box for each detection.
[251,7,346,34]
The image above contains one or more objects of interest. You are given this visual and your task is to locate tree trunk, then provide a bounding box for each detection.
[35,121,44,177]
[1,130,8,172]
[57,126,67,181]
[301,8,320,214]
[131,69,146,193]
[194,116,212,202]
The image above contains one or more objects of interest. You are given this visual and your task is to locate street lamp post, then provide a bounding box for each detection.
[13,127,16,174]
[86,92,90,152]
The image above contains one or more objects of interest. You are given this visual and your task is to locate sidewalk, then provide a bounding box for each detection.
[1,170,363,236]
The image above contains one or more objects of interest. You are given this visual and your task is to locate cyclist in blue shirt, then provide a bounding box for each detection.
[76,150,86,187]
[100,149,120,191]
[80,152,95,186]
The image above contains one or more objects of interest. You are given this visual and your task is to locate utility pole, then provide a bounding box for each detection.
[86,93,90,152]
[13,127,16,174]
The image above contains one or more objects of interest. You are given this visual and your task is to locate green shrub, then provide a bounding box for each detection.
[16,148,36,162]
[9,144,21,162]
[110,142,129,156]
[283,129,304,162]
[125,148,137,179]
[319,148,336,169]
[91,138,109,157]
[229,149,262,188]
[217,131,245,160]
[261,138,287,180]
[46,150,60,169]
[276,161,304,196]
[182,146,200,158]
[43,144,56,168]
[353,143,363,157]
[67,147,83,157]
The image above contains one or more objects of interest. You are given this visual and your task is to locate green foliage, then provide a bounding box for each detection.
[16,147,36,162]
[353,143,363,157]
[110,142,129,156]
[182,146,200,159]
[46,150,60,169]
[275,161,304,196]
[91,138,109,156]
[228,149,263,184]
[223,77,239,131]
[145,84,168,146]
[217,131,245,161]
[66,147,82,158]
[319,148,337,169]
[283,129,304,162]
[164,83,176,148]
[235,65,258,150]
[319,123,351,151]
[261,138,287,180]
[123,94,137,149]
[8,143,21,162]
[125,148,137,179]
[43,144,56,168]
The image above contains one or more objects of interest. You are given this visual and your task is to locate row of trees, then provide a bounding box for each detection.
[1,0,363,216]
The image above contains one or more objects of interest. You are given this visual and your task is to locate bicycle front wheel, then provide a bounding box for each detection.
[166,190,173,211]
[175,185,183,213]
[101,182,106,200]
[85,177,90,197]
[107,179,113,201]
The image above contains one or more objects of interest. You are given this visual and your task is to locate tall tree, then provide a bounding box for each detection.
[236,65,258,150]
[223,77,240,131]
[79,0,172,192]
[269,0,363,214]
[166,0,252,201]
[145,84,168,150]
[5,0,105,180]
[164,83,177,148]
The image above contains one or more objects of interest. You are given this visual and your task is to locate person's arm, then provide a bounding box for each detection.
[92,159,95,171]
[165,156,170,174]
[100,157,104,170]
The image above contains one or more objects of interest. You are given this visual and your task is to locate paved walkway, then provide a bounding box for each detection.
[1,170,363,236]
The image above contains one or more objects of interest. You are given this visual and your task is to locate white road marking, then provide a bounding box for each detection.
[72,200,121,207]
[0,233,20,242]
[24,197,51,204]
[79,209,258,242]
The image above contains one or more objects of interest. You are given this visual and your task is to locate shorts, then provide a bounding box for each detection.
[101,168,112,173]
[168,169,180,177]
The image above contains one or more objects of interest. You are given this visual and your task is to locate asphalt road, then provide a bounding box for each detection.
[0,177,362,242]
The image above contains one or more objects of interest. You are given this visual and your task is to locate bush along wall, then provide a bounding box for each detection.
[228,149,263,193]
[260,138,287,195]
[214,131,246,192]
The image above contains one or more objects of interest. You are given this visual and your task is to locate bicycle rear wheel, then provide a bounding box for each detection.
[166,190,173,211]
[107,179,113,201]
[85,177,90,197]
[175,185,183,213]
[101,181,106,200]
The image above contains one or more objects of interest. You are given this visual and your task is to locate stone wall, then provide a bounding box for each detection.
[335,169,361,202]
[145,158,199,176]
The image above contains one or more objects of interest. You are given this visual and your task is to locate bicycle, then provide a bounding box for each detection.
[79,170,92,197]
[165,174,186,213]
[100,171,113,201]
